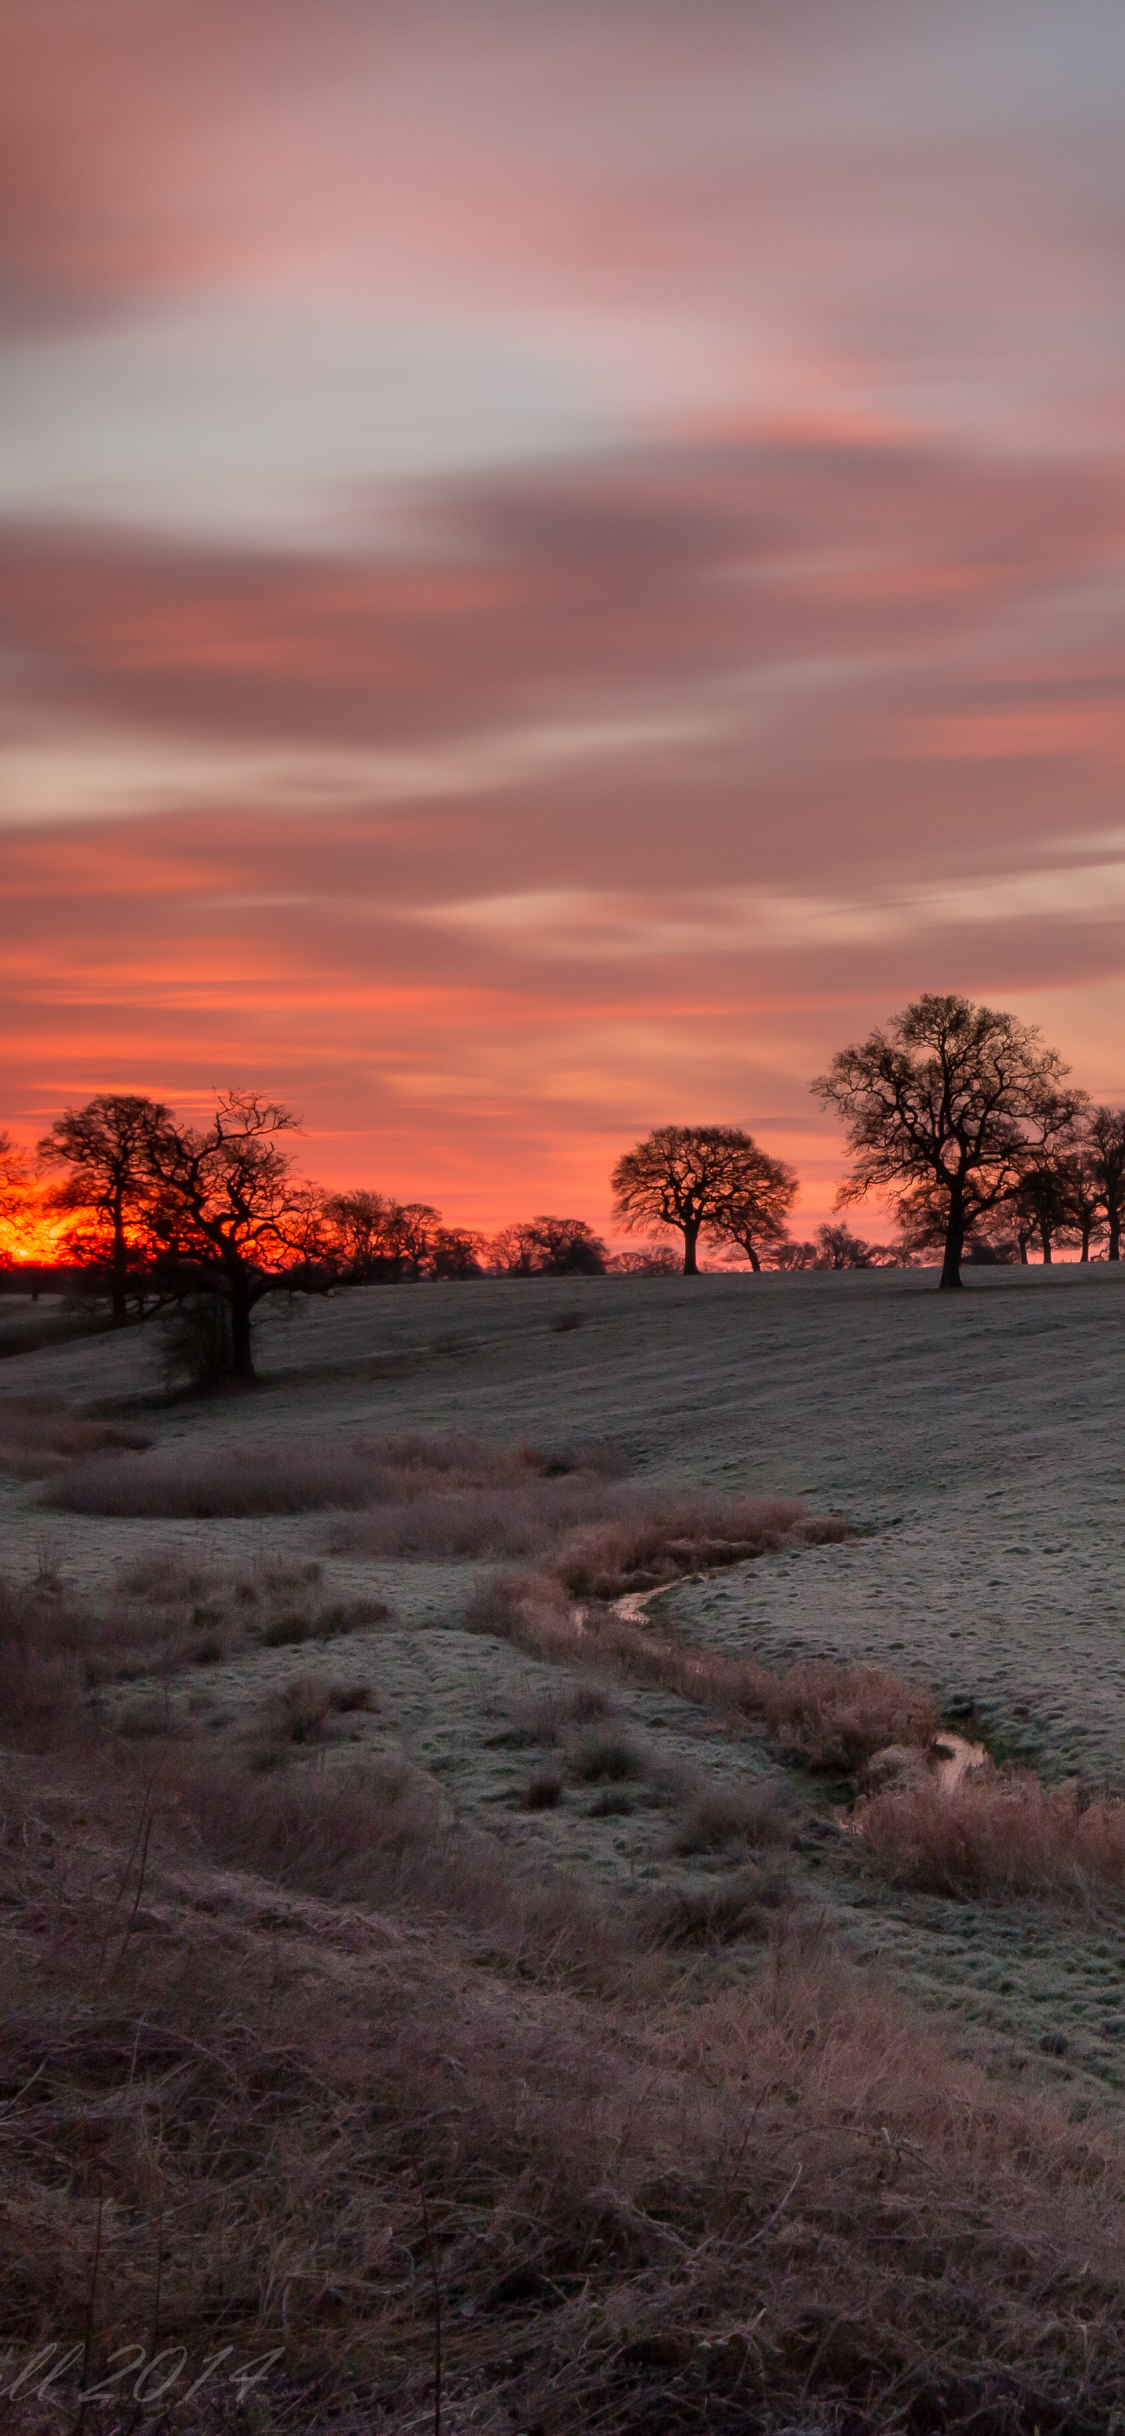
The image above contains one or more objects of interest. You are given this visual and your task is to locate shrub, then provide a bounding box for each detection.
[524,1770,563,1810]
[571,1732,648,1785]
[670,1778,796,1856]
[857,1768,1125,1901]
[648,1869,786,1947]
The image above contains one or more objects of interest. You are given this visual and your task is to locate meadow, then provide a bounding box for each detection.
[4,1264,1125,2432]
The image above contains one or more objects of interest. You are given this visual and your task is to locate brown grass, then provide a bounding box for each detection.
[467,1573,939,1771]
[47,1429,620,1518]
[669,1777,796,1855]
[6,1751,1125,2434]
[858,1765,1125,1901]
[0,1564,393,1753]
[0,1392,149,1479]
[47,1437,847,1598]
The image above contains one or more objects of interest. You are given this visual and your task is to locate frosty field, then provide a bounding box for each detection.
[5,1262,1125,2088]
[4,1261,1124,1777]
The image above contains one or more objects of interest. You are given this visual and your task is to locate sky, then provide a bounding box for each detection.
[3,0,1125,1238]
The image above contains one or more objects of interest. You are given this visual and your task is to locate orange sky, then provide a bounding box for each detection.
[3,1,1125,1238]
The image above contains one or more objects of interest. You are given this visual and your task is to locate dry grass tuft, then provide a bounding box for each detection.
[47,1429,623,1519]
[670,1777,796,1855]
[49,1438,843,1604]
[858,1765,1125,1901]
[0,1393,149,1480]
[551,1488,838,1598]
[648,1865,789,1948]
[569,1729,648,1784]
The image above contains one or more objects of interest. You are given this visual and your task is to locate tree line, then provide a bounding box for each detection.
[1,992,1122,1381]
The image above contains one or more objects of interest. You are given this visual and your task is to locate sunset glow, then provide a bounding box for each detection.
[4,1,1125,1235]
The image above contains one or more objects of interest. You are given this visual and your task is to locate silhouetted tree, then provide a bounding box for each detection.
[771,1238,822,1271]
[608,1244,681,1275]
[37,1094,168,1325]
[611,1127,793,1276]
[813,995,1086,1290]
[429,1226,488,1278]
[1008,1159,1081,1265]
[491,1216,607,1276]
[321,1190,393,1280]
[703,1147,799,1271]
[140,1092,325,1384]
[815,1223,883,1269]
[380,1202,441,1280]
[1084,1107,1125,1262]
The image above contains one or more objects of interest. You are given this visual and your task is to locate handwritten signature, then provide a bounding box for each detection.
[3,2340,285,2410]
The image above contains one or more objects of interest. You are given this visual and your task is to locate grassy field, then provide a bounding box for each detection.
[4,1266,1125,2431]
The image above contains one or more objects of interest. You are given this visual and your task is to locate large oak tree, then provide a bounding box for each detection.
[140,1092,324,1382]
[813,994,1085,1290]
[611,1126,794,1276]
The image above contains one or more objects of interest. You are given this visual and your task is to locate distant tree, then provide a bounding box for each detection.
[321,1190,393,1281]
[702,1147,799,1272]
[1008,1159,1081,1266]
[380,1202,441,1281]
[1062,1160,1105,1263]
[37,1094,168,1325]
[771,1238,822,1272]
[140,1092,326,1385]
[813,995,1086,1291]
[815,1222,884,1270]
[429,1226,488,1278]
[608,1243,682,1276]
[611,1127,794,1277]
[491,1216,607,1276]
[1084,1107,1125,1262]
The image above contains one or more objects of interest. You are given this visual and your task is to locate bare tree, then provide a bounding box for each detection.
[140,1092,325,1383]
[37,1094,168,1325]
[380,1202,441,1280]
[1008,1159,1081,1266]
[608,1243,681,1275]
[703,1147,798,1272]
[1084,1107,1125,1262]
[321,1190,392,1280]
[490,1216,607,1276]
[815,1222,884,1270]
[429,1226,488,1278]
[771,1238,822,1271]
[611,1127,794,1276]
[813,995,1086,1291]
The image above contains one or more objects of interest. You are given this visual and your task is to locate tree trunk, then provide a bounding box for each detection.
[939,1193,965,1289]
[229,1286,256,1383]
[1019,1238,1029,1265]
[1038,1218,1053,1265]
[1081,1219,1091,1262]
[744,1240,761,1273]
[111,1186,128,1327]
[682,1223,700,1276]
[1110,1207,1121,1263]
